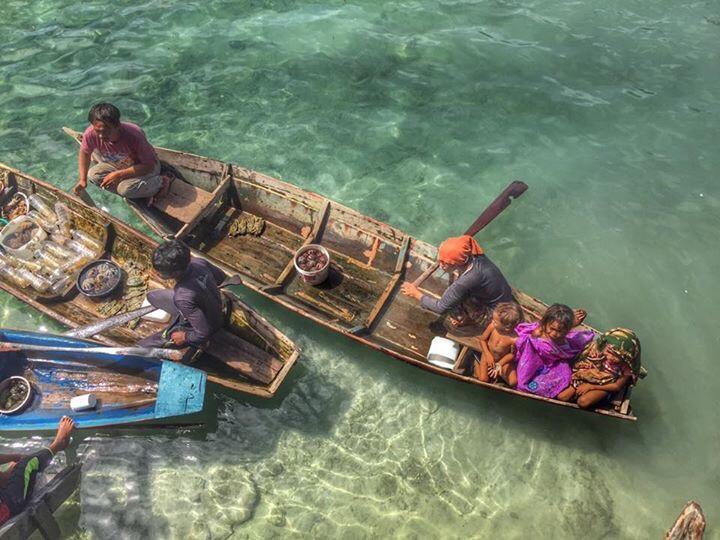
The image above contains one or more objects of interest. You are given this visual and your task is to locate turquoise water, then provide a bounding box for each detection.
[1,0,719,537]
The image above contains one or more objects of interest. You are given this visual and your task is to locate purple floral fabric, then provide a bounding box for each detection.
[515,322,595,398]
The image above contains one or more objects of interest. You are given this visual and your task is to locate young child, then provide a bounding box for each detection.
[571,328,642,409]
[515,303,595,400]
[475,302,524,385]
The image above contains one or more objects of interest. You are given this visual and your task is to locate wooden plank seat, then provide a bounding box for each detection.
[153,177,214,224]
[204,330,284,385]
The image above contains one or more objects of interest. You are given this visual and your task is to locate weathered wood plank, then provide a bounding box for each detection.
[263,200,331,293]
[0,464,80,540]
[351,235,411,335]
[175,165,232,239]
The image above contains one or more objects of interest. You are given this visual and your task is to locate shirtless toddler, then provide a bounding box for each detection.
[476,302,524,385]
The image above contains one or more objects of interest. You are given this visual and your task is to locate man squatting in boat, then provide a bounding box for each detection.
[0,417,75,526]
[139,240,226,362]
[72,102,168,201]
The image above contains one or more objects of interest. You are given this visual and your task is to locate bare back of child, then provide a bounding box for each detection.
[476,302,523,386]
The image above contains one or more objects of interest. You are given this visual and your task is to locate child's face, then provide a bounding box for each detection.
[542,321,569,343]
[492,312,515,333]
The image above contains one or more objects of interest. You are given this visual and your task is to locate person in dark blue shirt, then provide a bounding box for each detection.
[139,240,226,356]
[401,235,513,329]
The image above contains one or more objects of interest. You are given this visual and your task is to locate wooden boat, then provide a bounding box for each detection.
[0,462,81,540]
[0,329,205,431]
[0,163,299,398]
[62,128,639,420]
[665,502,706,540]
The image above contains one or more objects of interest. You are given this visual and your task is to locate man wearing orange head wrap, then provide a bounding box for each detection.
[401,235,512,328]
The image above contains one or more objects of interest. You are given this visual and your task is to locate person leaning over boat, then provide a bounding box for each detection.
[72,102,165,200]
[138,240,226,360]
[400,235,513,329]
[0,417,75,526]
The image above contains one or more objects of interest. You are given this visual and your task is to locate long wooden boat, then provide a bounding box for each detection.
[0,329,205,431]
[63,128,638,420]
[0,162,299,398]
[0,463,81,540]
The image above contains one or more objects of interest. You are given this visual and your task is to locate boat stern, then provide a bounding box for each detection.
[155,361,207,420]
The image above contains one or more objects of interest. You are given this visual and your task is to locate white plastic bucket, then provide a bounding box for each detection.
[0,215,47,260]
[293,244,330,286]
[427,337,460,369]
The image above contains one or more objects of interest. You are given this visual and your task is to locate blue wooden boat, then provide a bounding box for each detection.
[0,329,206,432]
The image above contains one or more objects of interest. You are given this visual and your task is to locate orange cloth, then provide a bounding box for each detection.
[438,235,483,265]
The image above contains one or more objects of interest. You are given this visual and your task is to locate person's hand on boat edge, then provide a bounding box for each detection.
[72,178,87,195]
[0,342,19,352]
[400,281,423,300]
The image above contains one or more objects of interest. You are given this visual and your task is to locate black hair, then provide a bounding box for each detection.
[152,240,190,278]
[540,303,575,333]
[87,102,121,126]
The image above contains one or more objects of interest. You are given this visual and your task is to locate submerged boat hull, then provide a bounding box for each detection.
[0,329,205,431]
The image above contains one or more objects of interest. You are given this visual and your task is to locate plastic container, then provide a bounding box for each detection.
[77,260,123,298]
[25,210,57,234]
[0,215,48,259]
[0,376,33,415]
[44,241,75,260]
[48,275,73,296]
[426,337,460,370]
[16,267,52,292]
[71,230,103,252]
[140,297,172,323]
[54,202,73,237]
[27,194,58,224]
[293,244,330,286]
[34,248,63,270]
[70,393,97,412]
[65,239,97,259]
[0,265,32,288]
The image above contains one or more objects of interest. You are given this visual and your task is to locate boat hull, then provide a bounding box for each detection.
[0,329,206,431]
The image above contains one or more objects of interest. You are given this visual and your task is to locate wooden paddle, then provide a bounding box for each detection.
[412,180,528,287]
[0,342,183,361]
[64,274,244,339]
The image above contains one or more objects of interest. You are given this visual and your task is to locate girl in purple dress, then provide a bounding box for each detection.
[515,304,595,400]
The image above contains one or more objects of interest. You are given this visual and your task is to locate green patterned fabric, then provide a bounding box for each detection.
[596,328,644,381]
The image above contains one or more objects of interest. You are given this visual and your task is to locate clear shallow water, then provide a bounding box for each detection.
[1,0,719,537]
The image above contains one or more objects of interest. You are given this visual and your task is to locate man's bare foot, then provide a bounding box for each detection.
[573,309,587,326]
[49,416,75,454]
[148,175,173,207]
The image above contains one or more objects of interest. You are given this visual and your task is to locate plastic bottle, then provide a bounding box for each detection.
[34,248,63,270]
[27,195,58,224]
[15,267,51,292]
[71,230,103,252]
[50,232,69,245]
[7,254,44,273]
[54,202,73,236]
[44,241,75,260]
[26,210,57,234]
[65,239,97,259]
[48,275,72,296]
[0,265,32,288]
